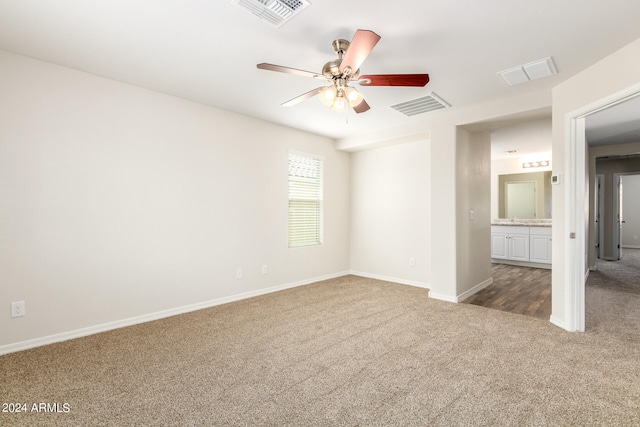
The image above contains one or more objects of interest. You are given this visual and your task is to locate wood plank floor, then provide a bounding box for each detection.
[462,263,551,319]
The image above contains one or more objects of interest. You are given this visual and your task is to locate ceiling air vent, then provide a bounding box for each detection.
[497,57,557,86]
[390,93,450,117]
[231,0,311,28]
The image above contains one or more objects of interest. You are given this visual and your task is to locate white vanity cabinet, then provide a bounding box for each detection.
[491,226,530,261]
[491,225,551,268]
[529,226,552,264]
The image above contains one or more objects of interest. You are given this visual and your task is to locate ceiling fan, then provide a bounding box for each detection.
[257,29,430,114]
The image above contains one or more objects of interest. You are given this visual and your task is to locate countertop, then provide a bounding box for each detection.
[491,219,552,227]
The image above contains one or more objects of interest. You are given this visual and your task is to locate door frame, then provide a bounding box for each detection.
[613,173,624,260]
[595,173,604,261]
[565,83,640,332]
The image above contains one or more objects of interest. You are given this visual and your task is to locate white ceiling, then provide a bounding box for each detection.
[586,95,640,146]
[1,0,640,141]
[490,118,552,161]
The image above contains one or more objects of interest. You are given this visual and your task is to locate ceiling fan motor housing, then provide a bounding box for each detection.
[331,39,350,56]
[322,59,342,78]
[256,29,429,114]
[323,38,362,79]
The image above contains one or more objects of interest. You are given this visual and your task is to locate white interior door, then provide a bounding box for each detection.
[614,174,624,260]
[596,174,604,259]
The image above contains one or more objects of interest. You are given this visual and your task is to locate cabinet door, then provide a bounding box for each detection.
[530,235,552,264]
[509,235,530,261]
[491,234,509,259]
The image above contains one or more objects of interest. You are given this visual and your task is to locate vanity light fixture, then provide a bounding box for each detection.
[522,160,550,169]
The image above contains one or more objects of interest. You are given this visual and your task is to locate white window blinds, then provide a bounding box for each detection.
[288,151,323,248]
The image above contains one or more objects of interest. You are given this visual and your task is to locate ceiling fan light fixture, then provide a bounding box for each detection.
[319,86,337,106]
[257,29,430,115]
[331,93,347,112]
[319,85,360,112]
[345,87,364,107]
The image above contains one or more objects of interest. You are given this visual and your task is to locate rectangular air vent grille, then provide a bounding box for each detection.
[497,57,557,86]
[390,93,450,117]
[232,0,311,28]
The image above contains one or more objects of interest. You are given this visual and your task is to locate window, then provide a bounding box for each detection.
[288,151,323,248]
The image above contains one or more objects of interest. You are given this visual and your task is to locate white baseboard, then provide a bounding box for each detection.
[349,270,430,289]
[0,271,350,356]
[550,315,570,331]
[428,292,458,303]
[456,277,494,303]
[427,277,493,304]
[491,259,551,270]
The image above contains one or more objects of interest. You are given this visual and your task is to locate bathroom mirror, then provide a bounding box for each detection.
[498,171,552,219]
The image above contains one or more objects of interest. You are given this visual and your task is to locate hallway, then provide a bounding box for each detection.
[586,248,640,334]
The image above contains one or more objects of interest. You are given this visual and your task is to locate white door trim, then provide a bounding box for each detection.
[596,174,604,262]
[564,115,586,332]
[613,173,623,260]
[564,83,640,332]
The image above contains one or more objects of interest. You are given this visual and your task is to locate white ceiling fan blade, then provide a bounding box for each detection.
[257,63,324,80]
[282,87,325,107]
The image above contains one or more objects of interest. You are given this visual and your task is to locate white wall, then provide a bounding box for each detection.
[491,157,553,220]
[0,50,350,351]
[491,119,552,219]
[338,91,552,302]
[552,36,640,330]
[349,137,430,287]
[456,129,491,299]
[7,30,637,351]
[427,101,552,302]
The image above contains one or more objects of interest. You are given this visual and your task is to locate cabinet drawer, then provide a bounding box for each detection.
[529,226,552,236]
[491,225,529,235]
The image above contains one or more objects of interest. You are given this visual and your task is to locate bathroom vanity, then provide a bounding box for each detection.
[491,219,552,269]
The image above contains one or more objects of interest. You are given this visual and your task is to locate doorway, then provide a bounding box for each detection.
[483,118,553,318]
[566,86,640,332]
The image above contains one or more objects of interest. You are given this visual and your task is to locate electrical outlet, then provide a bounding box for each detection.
[262,265,268,275]
[11,301,25,318]
[409,257,416,267]
[634,235,638,240]
[236,268,243,279]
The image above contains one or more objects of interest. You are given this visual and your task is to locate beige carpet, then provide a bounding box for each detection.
[586,248,640,338]
[1,271,639,426]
